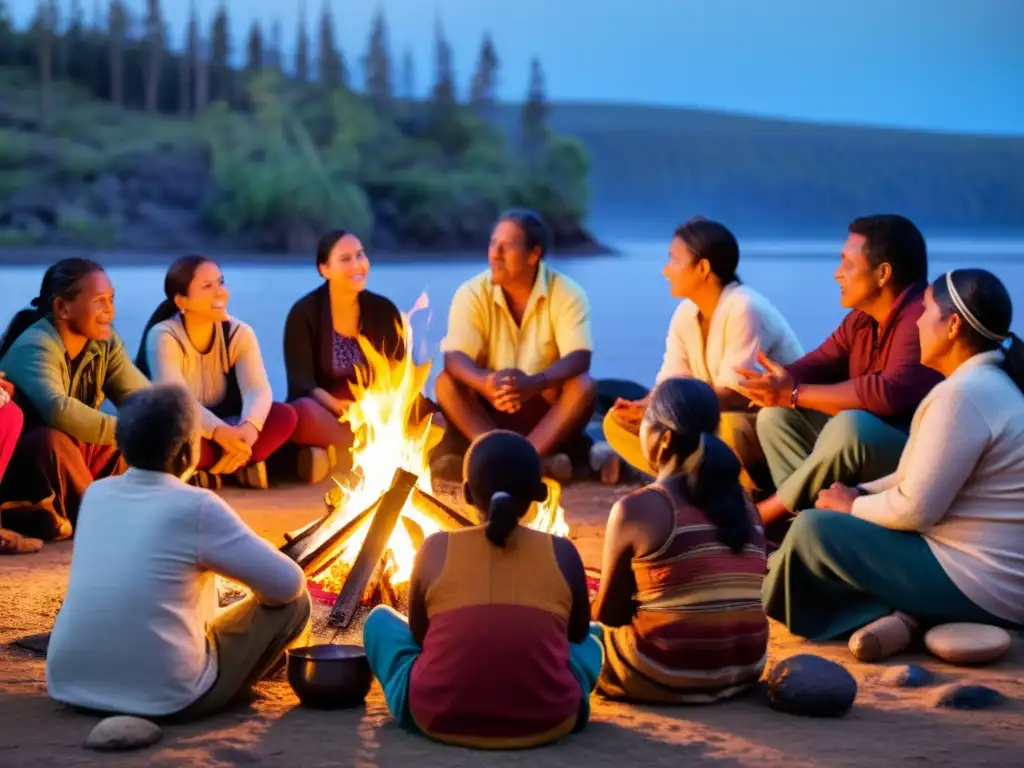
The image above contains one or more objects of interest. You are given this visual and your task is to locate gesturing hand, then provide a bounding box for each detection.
[211,425,253,474]
[611,397,646,427]
[814,482,861,514]
[735,351,795,408]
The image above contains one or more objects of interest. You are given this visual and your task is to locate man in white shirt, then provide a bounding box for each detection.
[603,218,803,487]
[46,384,311,721]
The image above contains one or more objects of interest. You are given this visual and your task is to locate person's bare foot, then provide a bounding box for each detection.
[0,528,43,555]
[849,611,919,662]
[542,453,573,484]
[589,442,621,485]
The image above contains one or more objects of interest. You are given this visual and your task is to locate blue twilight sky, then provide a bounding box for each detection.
[9,0,1024,135]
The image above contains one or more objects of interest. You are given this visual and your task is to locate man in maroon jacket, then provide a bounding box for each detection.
[737,215,943,535]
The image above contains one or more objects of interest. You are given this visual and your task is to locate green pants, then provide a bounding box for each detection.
[602,409,766,490]
[762,509,1006,641]
[756,408,907,512]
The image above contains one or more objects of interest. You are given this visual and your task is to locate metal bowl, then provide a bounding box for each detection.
[286,644,373,709]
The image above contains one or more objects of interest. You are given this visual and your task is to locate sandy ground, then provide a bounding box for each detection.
[2,479,1023,767]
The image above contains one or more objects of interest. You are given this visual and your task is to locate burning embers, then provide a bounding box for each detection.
[277,294,569,627]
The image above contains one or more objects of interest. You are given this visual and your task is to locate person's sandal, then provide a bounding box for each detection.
[0,528,44,555]
[189,470,223,491]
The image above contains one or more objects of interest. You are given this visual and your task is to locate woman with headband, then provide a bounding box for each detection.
[590,377,768,703]
[765,268,1024,662]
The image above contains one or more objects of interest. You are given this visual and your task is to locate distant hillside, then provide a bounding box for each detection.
[497,102,1024,238]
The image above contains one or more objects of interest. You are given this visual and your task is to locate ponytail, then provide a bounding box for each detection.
[134,298,180,377]
[0,305,45,360]
[1004,332,1024,395]
[687,435,752,553]
[485,491,520,547]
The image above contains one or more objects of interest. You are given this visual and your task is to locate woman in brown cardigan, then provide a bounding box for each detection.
[284,230,436,483]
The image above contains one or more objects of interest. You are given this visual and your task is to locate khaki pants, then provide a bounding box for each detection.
[170,592,313,722]
[602,409,766,491]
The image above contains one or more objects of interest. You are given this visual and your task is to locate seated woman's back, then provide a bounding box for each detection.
[593,377,768,703]
[410,526,580,743]
[620,482,767,692]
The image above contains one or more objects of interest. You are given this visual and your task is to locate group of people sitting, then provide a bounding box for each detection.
[2,208,1022,750]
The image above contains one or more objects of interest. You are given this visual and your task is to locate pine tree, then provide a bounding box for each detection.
[430,16,455,110]
[522,57,548,150]
[362,8,391,109]
[189,4,208,112]
[267,19,282,72]
[295,0,309,83]
[468,32,499,116]
[0,2,13,67]
[317,0,346,88]
[400,46,415,99]
[108,0,128,106]
[143,0,165,113]
[245,20,264,73]
[33,0,56,125]
[210,2,231,102]
[177,15,191,114]
[63,0,86,81]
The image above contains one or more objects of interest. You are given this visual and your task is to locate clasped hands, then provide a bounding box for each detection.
[484,369,545,414]
[209,421,260,475]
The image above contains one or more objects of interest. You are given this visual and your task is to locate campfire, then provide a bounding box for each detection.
[276,294,570,628]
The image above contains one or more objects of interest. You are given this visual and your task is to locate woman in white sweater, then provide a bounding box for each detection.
[763,268,1024,661]
[137,256,297,489]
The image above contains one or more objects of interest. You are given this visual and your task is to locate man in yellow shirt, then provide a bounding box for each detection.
[433,210,597,482]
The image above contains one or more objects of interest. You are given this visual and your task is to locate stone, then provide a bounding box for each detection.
[924,623,1012,666]
[766,654,858,717]
[84,716,163,752]
[932,683,1005,710]
[879,663,934,688]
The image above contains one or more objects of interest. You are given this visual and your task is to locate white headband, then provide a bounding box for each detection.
[945,271,1006,343]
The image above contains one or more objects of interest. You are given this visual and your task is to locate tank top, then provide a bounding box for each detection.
[409,526,581,749]
[599,485,769,703]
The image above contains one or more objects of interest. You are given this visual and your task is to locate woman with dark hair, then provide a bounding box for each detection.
[592,377,768,703]
[603,217,802,489]
[766,268,1024,662]
[362,430,602,749]
[137,256,297,490]
[0,258,147,541]
[283,230,414,483]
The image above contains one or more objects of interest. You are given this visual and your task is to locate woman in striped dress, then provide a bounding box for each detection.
[591,377,768,703]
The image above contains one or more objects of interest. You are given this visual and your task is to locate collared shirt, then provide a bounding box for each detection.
[440,262,593,376]
[785,281,943,427]
[853,350,1024,624]
[656,282,804,390]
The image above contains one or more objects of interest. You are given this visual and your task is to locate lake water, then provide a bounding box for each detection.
[2,237,1023,400]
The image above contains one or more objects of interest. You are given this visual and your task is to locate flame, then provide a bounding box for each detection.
[312,292,570,592]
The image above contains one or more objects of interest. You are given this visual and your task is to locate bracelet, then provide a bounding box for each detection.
[790,384,799,408]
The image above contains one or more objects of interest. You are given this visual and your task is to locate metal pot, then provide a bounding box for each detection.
[286,644,373,709]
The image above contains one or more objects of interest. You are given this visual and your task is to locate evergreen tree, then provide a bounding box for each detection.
[210,2,231,102]
[468,32,499,116]
[400,46,415,99]
[267,19,282,72]
[189,4,208,112]
[0,1,13,66]
[295,0,309,83]
[63,0,86,81]
[143,0,165,113]
[317,0,346,88]
[32,0,56,125]
[522,57,548,150]
[107,0,128,106]
[362,8,391,109]
[430,16,455,110]
[177,16,190,114]
[245,20,264,73]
